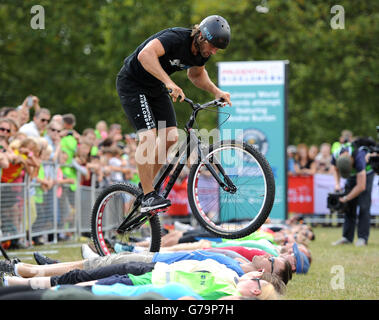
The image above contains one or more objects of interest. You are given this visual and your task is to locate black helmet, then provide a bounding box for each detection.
[199,15,230,49]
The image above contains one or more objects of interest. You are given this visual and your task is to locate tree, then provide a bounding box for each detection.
[0,0,377,144]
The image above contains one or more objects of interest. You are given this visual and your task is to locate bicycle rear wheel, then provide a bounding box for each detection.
[188,140,275,239]
[91,183,161,256]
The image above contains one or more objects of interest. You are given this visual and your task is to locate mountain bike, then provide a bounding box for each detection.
[91,95,275,255]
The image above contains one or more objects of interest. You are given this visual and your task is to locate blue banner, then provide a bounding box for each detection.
[218,61,288,221]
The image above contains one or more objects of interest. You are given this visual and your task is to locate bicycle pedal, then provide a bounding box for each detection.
[150,207,169,215]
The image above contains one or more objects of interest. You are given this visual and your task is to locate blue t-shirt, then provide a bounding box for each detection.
[288,158,296,174]
[152,250,244,276]
[91,282,203,300]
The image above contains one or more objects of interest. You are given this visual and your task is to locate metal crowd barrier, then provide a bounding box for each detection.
[0,161,105,246]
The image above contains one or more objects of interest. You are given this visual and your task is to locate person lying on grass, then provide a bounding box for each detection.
[1,249,291,289]
[1,259,281,300]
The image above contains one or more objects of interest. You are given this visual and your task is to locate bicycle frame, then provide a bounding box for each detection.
[116,97,236,233]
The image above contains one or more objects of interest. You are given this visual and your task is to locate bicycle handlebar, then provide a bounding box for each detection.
[167,89,227,109]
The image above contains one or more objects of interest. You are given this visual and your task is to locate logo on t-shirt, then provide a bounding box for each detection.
[169,59,190,70]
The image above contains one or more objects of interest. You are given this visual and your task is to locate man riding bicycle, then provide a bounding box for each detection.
[116,15,232,213]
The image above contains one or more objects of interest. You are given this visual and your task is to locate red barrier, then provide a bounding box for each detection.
[166,178,190,216]
[288,175,314,214]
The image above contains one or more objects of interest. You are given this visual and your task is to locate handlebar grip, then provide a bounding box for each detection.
[167,89,193,105]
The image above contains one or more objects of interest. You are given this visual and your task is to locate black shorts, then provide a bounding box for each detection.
[50,262,156,286]
[177,229,219,243]
[116,73,177,132]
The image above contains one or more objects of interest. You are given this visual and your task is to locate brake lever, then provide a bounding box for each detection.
[215,99,228,108]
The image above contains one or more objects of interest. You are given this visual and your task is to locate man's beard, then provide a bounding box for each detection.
[194,35,209,58]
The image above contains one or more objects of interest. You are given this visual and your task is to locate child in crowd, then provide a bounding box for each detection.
[95,120,108,141]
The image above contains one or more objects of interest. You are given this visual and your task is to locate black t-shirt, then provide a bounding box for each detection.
[119,27,209,95]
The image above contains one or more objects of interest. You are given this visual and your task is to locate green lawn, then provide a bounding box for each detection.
[4,227,379,300]
[284,227,379,300]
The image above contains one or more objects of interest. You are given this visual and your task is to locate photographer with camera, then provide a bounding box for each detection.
[364,127,379,176]
[331,141,375,247]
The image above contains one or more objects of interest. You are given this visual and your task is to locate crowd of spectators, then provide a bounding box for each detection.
[288,142,333,176]
[0,95,139,247]
[287,130,354,177]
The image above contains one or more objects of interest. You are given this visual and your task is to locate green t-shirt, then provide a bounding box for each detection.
[34,165,45,204]
[152,269,240,300]
[60,135,77,162]
[331,141,341,154]
[94,129,102,140]
[60,135,78,191]
[212,240,279,257]
[129,269,241,300]
[223,230,276,244]
[128,272,153,286]
[130,172,140,185]
[90,146,98,156]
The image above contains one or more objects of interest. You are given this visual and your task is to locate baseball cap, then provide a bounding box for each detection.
[292,242,310,274]
[287,145,297,154]
[336,155,352,179]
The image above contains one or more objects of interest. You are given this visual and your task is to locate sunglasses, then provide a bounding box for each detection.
[0,127,11,133]
[250,278,261,291]
[50,128,61,133]
[40,118,50,123]
[268,257,275,274]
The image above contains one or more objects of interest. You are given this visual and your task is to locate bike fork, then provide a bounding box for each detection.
[190,130,236,192]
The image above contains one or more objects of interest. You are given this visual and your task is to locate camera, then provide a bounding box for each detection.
[352,126,379,175]
[327,192,347,213]
[27,96,34,107]
[368,126,379,175]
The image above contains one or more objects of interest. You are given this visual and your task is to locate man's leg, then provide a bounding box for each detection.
[136,127,172,212]
[135,128,158,195]
[152,126,179,180]
[136,126,178,193]
[15,261,85,278]
[5,276,51,289]
[342,198,358,242]
[160,230,184,247]
[50,261,156,287]
[357,172,374,243]
[341,179,357,243]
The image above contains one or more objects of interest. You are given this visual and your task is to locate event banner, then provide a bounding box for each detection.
[289,174,379,215]
[218,61,288,221]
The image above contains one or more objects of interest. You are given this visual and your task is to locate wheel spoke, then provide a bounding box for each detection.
[91,184,161,255]
[189,142,274,238]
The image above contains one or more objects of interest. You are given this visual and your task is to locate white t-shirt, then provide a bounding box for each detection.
[109,157,124,182]
[19,121,40,137]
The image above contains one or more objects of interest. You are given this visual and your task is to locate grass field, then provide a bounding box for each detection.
[3,226,379,300]
[285,227,379,300]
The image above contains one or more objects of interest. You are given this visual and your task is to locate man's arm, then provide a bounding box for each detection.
[340,170,366,203]
[0,152,9,169]
[331,165,341,191]
[187,66,231,105]
[137,39,185,102]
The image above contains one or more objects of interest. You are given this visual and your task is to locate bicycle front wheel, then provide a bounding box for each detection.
[188,140,275,239]
[91,183,161,256]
